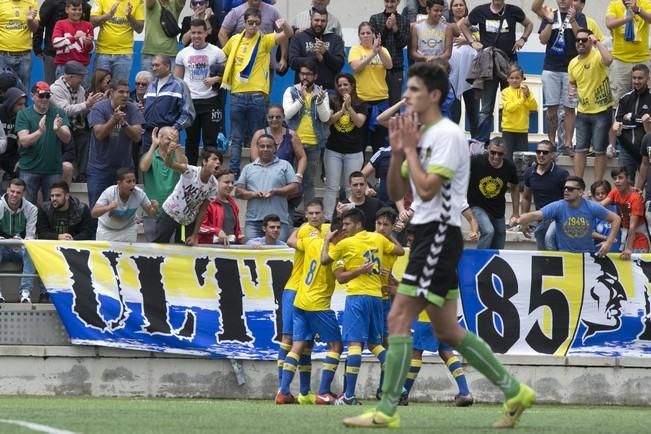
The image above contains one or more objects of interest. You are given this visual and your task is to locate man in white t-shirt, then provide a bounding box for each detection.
[91,167,158,242]
[175,18,227,165]
[153,144,221,245]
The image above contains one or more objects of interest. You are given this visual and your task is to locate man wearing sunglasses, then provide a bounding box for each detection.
[521,140,569,250]
[517,176,620,256]
[467,136,520,250]
[16,81,72,205]
[568,28,613,182]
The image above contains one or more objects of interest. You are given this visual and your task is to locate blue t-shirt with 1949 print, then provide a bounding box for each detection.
[541,197,609,253]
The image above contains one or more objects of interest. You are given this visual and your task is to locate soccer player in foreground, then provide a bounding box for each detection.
[342,62,535,429]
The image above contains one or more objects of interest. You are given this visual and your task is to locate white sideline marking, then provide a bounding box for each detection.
[0,419,79,434]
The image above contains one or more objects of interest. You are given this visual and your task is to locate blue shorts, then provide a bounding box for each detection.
[281,289,297,335]
[293,308,342,343]
[382,298,392,338]
[342,295,385,345]
[412,321,453,353]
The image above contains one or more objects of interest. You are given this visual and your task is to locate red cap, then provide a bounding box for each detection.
[31,81,50,95]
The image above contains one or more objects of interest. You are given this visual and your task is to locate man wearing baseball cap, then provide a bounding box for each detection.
[50,60,104,183]
[15,81,72,204]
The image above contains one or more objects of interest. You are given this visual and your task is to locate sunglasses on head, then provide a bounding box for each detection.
[536,149,550,155]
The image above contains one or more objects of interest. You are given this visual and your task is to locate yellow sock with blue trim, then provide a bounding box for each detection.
[446,356,470,396]
[403,358,422,394]
[318,351,340,395]
[344,346,362,398]
[277,342,291,388]
[279,351,300,395]
[299,348,312,395]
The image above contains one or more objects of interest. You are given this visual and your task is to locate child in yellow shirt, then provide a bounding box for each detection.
[500,65,538,160]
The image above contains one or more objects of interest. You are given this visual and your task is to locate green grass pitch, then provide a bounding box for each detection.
[0,397,648,433]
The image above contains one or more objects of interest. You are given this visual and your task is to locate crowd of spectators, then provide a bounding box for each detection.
[4,0,651,302]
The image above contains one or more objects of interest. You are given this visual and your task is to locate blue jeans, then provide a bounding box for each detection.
[244,220,291,242]
[87,169,117,208]
[575,109,612,154]
[140,54,154,73]
[303,145,321,206]
[19,172,61,205]
[0,246,37,293]
[472,206,506,249]
[95,54,132,83]
[323,149,364,218]
[229,92,267,178]
[476,78,503,145]
[0,52,31,92]
[534,219,557,251]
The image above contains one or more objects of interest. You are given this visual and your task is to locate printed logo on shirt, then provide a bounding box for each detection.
[187,54,209,81]
[479,176,504,199]
[485,19,509,34]
[562,216,590,239]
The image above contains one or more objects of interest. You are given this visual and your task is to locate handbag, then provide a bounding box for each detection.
[159,2,181,38]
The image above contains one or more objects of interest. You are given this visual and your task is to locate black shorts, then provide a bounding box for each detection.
[398,221,463,307]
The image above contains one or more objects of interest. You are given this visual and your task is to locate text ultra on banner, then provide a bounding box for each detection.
[25,242,651,359]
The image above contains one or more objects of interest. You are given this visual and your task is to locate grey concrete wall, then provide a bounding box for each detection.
[0,345,649,405]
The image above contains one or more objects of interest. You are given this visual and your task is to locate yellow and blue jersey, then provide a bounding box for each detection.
[285,223,328,291]
[329,231,396,297]
[294,237,336,311]
[380,252,398,301]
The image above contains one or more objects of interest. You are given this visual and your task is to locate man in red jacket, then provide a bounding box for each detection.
[198,168,244,245]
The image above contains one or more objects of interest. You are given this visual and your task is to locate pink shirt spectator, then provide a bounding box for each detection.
[52,18,94,66]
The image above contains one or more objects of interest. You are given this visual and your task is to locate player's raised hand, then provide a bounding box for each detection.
[388,115,404,154]
[401,112,422,153]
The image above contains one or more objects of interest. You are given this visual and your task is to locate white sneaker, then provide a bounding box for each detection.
[606,144,616,158]
[20,290,31,304]
[0,291,5,303]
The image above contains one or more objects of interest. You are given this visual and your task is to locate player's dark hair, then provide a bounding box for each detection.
[427,0,444,8]
[342,207,366,226]
[358,21,373,35]
[407,62,449,106]
[565,175,586,191]
[263,214,281,226]
[348,171,366,183]
[576,28,593,37]
[116,167,136,181]
[376,207,398,224]
[66,0,82,7]
[50,180,70,193]
[590,180,611,197]
[201,147,223,163]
